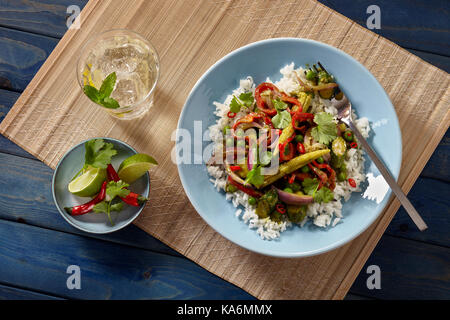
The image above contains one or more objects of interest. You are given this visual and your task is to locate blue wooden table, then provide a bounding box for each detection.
[0,0,448,300]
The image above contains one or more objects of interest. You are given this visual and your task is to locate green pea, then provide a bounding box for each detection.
[301,166,310,173]
[343,130,354,142]
[248,197,257,206]
[305,70,317,81]
[288,182,301,192]
[223,125,231,136]
[337,171,347,182]
[295,134,304,143]
[226,184,238,193]
[316,156,324,164]
[283,188,293,194]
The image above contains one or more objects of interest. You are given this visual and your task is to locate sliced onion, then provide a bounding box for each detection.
[275,187,314,205]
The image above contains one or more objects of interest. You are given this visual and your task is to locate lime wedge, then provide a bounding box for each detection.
[68,167,107,197]
[118,154,158,184]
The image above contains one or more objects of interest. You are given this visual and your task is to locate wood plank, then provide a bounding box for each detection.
[0,152,183,257]
[0,219,254,299]
[0,26,58,91]
[318,0,450,57]
[0,0,87,39]
[0,284,63,300]
[420,129,449,181]
[349,235,450,299]
[0,89,33,158]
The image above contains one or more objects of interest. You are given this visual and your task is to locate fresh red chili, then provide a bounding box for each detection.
[350,142,358,149]
[229,165,241,172]
[279,142,295,161]
[227,176,262,198]
[275,203,286,214]
[227,111,236,118]
[297,142,306,154]
[65,181,107,216]
[292,111,314,130]
[288,173,296,184]
[107,164,148,206]
[295,172,312,181]
[254,82,280,116]
[308,163,328,185]
[281,93,303,112]
[348,178,357,188]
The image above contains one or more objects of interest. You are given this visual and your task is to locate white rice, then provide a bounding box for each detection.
[207,63,370,240]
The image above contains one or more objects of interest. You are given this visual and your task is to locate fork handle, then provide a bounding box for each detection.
[348,121,428,231]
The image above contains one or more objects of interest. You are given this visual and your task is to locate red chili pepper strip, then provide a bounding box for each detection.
[254,82,280,116]
[107,164,148,206]
[308,163,328,185]
[227,176,262,198]
[348,178,357,188]
[229,165,241,172]
[276,203,286,214]
[295,172,313,181]
[350,142,358,149]
[279,142,295,162]
[288,173,296,184]
[232,112,263,131]
[281,93,303,112]
[227,111,236,118]
[65,181,108,216]
[313,162,337,190]
[292,111,314,130]
[297,142,306,154]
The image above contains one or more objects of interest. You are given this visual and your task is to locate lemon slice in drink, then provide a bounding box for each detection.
[68,167,107,197]
[118,154,158,184]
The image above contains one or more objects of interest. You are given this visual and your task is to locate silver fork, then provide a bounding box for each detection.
[334,95,428,231]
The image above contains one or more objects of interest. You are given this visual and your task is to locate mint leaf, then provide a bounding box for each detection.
[311,112,338,145]
[99,72,116,99]
[245,165,264,188]
[106,180,130,201]
[85,139,117,169]
[101,97,120,109]
[272,110,291,129]
[83,85,101,103]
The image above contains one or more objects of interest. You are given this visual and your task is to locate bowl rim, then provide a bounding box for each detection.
[52,137,150,234]
[176,37,402,257]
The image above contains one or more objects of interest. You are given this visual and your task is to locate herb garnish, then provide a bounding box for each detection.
[93,180,130,225]
[230,92,255,113]
[302,177,334,203]
[72,139,117,180]
[83,72,121,109]
[311,112,338,145]
[271,99,291,129]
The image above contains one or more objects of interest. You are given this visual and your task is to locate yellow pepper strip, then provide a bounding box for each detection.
[260,149,330,188]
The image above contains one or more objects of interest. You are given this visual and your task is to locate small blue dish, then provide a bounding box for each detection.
[52,138,150,234]
[177,38,402,258]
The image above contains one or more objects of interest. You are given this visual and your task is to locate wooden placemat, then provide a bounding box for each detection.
[1,0,449,299]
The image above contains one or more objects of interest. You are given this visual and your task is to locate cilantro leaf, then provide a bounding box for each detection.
[229,93,255,113]
[84,139,117,169]
[93,201,124,214]
[238,92,254,107]
[245,165,264,188]
[106,180,130,201]
[302,178,319,196]
[259,151,272,166]
[302,178,334,203]
[272,110,292,129]
[314,186,334,203]
[311,112,338,145]
[273,99,288,111]
[229,97,241,113]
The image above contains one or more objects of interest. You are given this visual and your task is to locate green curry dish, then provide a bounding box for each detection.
[255,189,278,219]
[287,205,307,223]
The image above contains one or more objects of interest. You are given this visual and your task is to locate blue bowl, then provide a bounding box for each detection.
[177,38,402,257]
[52,138,150,234]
